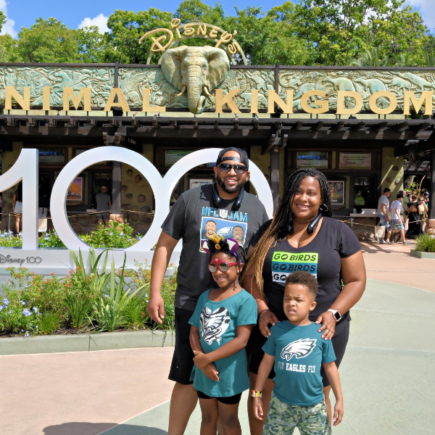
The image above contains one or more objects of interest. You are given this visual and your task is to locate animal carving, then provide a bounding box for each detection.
[161,46,230,114]
[280,338,317,361]
[200,306,230,345]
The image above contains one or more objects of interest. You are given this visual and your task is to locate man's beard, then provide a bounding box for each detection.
[216,174,247,194]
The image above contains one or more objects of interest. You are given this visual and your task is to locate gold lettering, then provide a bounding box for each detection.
[209,28,218,39]
[301,90,328,114]
[215,89,241,113]
[369,91,397,115]
[42,87,51,111]
[176,27,182,39]
[216,31,233,48]
[197,24,207,36]
[336,91,363,115]
[142,88,166,113]
[171,18,181,29]
[183,23,195,37]
[63,88,91,112]
[403,91,432,116]
[250,89,258,114]
[104,88,130,112]
[5,87,31,111]
[267,90,293,114]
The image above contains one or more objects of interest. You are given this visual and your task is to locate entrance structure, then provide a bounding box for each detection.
[0,20,434,239]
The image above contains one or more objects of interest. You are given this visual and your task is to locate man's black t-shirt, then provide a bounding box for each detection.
[250,217,361,322]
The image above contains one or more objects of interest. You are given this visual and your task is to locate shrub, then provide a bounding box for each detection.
[81,222,138,249]
[415,234,435,252]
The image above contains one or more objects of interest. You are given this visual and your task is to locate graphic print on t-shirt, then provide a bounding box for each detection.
[280,338,317,361]
[271,252,319,284]
[200,306,231,345]
[200,206,248,252]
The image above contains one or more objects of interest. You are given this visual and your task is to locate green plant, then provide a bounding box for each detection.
[0,231,22,247]
[81,222,139,249]
[39,231,66,248]
[415,234,435,252]
[64,293,92,329]
[122,296,149,330]
[37,312,62,335]
[91,257,147,332]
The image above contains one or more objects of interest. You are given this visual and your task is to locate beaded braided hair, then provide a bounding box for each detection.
[241,168,331,297]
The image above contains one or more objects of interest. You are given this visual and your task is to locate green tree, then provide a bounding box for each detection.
[292,0,427,65]
[105,9,173,64]
[17,18,82,63]
[352,48,390,66]
[77,26,109,63]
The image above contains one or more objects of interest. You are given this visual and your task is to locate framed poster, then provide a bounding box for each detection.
[38,148,65,165]
[339,153,371,170]
[328,181,345,206]
[296,152,328,169]
[67,177,83,201]
[189,178,213,190]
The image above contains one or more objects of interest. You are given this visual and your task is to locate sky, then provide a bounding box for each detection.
[0,0,434,38]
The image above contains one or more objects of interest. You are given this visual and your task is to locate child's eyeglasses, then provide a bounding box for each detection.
[218,163,248,175]
[208,259,239,273]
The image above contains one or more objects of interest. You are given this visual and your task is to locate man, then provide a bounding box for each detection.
[377,187,391,244]
[354,191,365,213]
[203,220,217,240]
[96,186,111,225]
[148,147,269,435]
[232,225,245,244]
[385,191,409,246]
[401,190,410,230]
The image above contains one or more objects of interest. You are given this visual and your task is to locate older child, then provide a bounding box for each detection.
[189,234,257,435]
[253,271,343,435]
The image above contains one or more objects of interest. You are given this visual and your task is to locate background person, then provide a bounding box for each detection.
[386,191,409,246]
[377,188,391,244]
[148,148,268,435]
[418,196,428,232]
[12,181,23,235]
[95,186,111,225]
[406,195,424,239]
[242,168,366,435]
[402,190,410,230]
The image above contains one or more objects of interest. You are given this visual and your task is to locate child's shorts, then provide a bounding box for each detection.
[263,394,331,435]
[197,390,242,405]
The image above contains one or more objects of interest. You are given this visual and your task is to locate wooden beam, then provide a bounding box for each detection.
[333,121,345,131]
[234,115,239,130]
[352,122,366,131]
[171,120,177,129]
[411,122,430,132]
[371,122,388,132]
[214,120,218,130]
[253,117,259,130]
[312,121,324,131]
[26,118,36,128]
[193,121,198,130]
[393,121,409,132]
[153,116,159,129]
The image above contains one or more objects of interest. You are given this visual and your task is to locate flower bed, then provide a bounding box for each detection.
[0,251,176,337]
[415,234,435,253]
[0,222,142,249]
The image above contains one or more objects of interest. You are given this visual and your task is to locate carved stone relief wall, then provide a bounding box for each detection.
[279,69,435,111]
[119,67,275,110]
[0,66,115,108]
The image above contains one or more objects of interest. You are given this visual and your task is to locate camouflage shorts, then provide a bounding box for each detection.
[262,394,331,435]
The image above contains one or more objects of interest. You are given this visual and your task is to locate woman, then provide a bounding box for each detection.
[418,196,428,232]
[12,182,23,234]
[406,195,423,239]
[242,168,366,434]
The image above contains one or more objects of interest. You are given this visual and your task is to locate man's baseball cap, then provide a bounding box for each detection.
[397,191,404,198]
[216,147,249,169]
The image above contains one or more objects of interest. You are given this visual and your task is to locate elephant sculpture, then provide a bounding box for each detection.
[161,46,230,114]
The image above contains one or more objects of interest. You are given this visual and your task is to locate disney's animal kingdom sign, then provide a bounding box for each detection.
[2,21,435,115]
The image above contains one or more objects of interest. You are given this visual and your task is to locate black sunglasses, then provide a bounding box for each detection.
[218,163,248,175]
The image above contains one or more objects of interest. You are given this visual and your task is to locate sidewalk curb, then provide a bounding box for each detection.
[0,330,175,356]
[410,250,435,259]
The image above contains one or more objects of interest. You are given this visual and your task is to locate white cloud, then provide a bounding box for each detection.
[0,0,17,38]
[406,0,435,31]
[78,13,109,33]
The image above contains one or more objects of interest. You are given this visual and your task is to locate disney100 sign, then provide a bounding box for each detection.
[0,147,273,252]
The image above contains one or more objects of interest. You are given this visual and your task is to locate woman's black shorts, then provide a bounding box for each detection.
[197,390,242,405]
[247,317,350,387]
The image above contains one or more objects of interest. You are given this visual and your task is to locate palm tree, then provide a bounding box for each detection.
[415,49,435,67]
[352,48,390,67]
[394,52,416,67]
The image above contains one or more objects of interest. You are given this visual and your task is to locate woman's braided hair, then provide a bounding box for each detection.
[241,168,332,296]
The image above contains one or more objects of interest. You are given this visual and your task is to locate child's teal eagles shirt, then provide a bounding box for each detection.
[189,289,257,397]
[263,321,336,406]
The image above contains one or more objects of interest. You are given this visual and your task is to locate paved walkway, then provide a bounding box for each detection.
[1,246,434,434]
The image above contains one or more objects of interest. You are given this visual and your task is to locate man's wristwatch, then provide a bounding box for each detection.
[328,309,342,322]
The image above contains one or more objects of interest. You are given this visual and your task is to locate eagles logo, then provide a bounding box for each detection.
[280,339,317,361]
[200,306,230,345]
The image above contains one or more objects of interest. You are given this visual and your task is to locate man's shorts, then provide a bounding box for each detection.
[168,307,195,385]
[390,219,404,230]
[263,394,331,435]
[379,214,389,227]
[248,316,350,387]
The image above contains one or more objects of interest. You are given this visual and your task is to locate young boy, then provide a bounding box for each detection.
[253,271,343,435]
